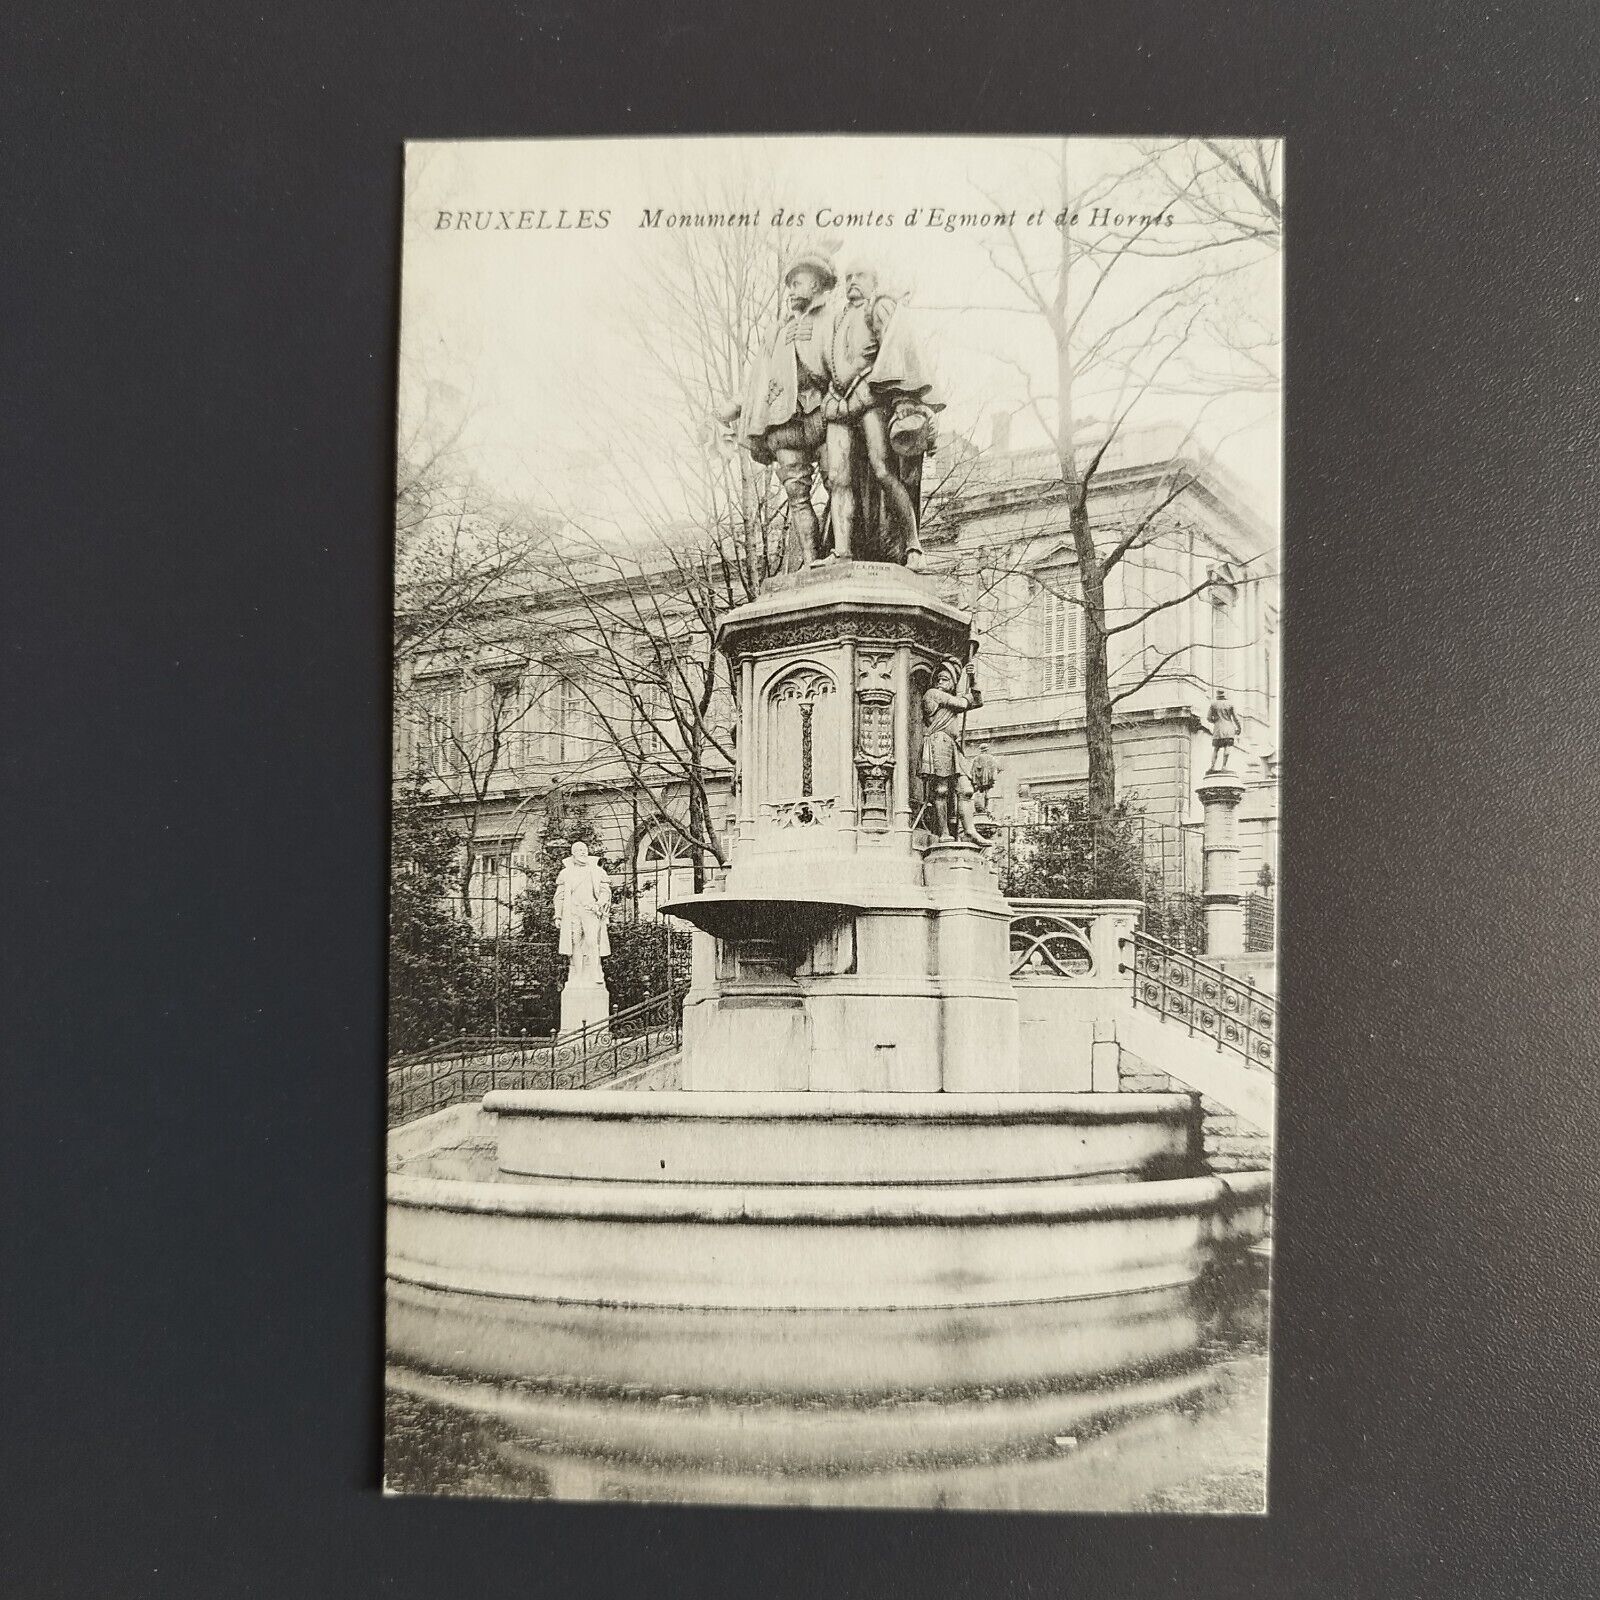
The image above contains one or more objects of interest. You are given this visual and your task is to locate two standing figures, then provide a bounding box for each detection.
[734,247,942,568]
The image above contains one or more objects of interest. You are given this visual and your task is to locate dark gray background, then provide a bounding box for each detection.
[4,2,1598,1595]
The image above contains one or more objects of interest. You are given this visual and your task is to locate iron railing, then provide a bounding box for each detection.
[1244,889,1276,953]
[1122,930,1276,1072]
[1009,911,1095,978]
[991,816,1197,902]
[387,981,685,1127]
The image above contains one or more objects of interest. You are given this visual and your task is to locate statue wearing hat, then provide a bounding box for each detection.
[732,244,941,569]
[1205,688,1243,771]
[735,249,840,566]
[918,649,988,842]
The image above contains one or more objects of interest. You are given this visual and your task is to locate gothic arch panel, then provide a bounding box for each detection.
[764,663,839,804]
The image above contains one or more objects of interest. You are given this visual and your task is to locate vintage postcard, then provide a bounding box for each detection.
[385,135,1281,1511]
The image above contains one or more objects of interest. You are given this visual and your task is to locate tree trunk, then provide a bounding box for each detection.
[1054,143,1117,874]
[1078,552,1116,869]
[689,780,707,892]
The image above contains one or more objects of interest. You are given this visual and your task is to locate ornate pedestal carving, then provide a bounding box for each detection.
[661,561,1018,1093]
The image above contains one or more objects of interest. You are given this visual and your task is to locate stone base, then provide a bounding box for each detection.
[386,1090,1269,1497]
[675,862,1020,1092]
[387,1092,1268,1401]
[558,980,610,1037]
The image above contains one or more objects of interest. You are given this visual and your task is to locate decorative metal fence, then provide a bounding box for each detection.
[387,981,685,1127]
[993,817,1204,948]
[1123,930,1276,1071]
[394,876,692,1047]
[1244,889,1276,954]
[1008,907,1100,978]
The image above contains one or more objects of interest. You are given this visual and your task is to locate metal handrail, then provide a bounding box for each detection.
[1120,930,1276,1072]
[391,984,676,1069]
[387,979,687,1127]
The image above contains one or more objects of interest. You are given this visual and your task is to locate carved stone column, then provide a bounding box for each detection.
[1196,765,1248,957]
[854,651,895,833]
[838,637,857,831]
[891,644,912,831]
[738,656,756,831]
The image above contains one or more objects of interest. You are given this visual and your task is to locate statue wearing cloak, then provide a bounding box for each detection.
[552,841,612,987]
[731,248,942,568]
[820,262,943,566]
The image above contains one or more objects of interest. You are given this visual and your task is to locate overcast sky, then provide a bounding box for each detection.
[398,136,1281,535]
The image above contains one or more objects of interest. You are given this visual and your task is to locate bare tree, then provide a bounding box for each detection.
[393,370,563,916]
[962,139,1282,848]
[525,191,989,884]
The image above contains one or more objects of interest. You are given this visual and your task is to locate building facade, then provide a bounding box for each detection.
[394,433,1280,936]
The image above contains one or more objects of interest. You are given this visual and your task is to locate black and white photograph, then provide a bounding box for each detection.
[383,135,1282,1511]
[13,0,1600,1588]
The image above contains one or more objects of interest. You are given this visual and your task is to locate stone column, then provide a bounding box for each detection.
[738,657,756,831]
[838,637,857,834]
[1196,765,1248,957]
[891,645,911,831]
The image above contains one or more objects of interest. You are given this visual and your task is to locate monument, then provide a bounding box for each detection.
[1197,697,1249,957]
[737,247,941,569]
[1205,686,1243,770]
[551,840,612,1035]
[386,240,1269,1505]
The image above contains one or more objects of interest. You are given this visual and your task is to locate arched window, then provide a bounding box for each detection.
[636,825,694,919]
[765,665,838,804]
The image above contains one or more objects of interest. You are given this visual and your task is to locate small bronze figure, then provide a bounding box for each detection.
[918,655,986,842]
[1205,688,1243,770]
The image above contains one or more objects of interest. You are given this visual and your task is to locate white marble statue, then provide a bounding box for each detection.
[552,841,612,987]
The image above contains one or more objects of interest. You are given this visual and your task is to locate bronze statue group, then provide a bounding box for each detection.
[728,244,995,846]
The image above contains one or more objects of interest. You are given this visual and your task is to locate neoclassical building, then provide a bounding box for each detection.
[395,428,1279,934]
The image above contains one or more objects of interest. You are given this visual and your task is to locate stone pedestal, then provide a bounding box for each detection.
[661,561,1020,1094]
[1196,764,1248,957]
[559,978,610,1038]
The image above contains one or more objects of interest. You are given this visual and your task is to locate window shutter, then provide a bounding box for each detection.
[1035,576,1083,696]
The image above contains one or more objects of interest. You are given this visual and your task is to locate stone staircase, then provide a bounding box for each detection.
[1117,1046,1273,1173]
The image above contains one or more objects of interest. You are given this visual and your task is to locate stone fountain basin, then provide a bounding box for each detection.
[482,1089,1201,1186]
[387,1089,1269,1405]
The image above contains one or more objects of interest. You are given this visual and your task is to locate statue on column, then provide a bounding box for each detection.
[1205,688,1243,771]
[918,653,990,843]
[552,840,612,987]
[731,244,941,568]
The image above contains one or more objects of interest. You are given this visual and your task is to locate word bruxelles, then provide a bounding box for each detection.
[434,208,612,230]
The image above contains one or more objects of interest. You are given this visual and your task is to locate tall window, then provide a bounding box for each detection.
[489,675,526,770]
[637,660,673,757]
[469,847,518,937]
[1036,577,1082,695]
[554,677,589,765]
[421,680,465,773]
[1210,587,1237,692]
